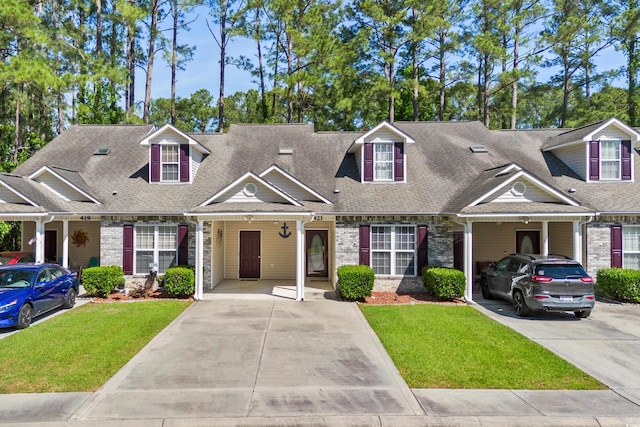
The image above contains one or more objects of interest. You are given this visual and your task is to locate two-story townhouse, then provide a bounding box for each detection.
[1,118,638,301]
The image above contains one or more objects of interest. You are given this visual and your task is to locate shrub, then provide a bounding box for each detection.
[597,268,640,303]
[82,265,125,298]
[337,265,375,301]
[422,266,465,299]
[163,267,195,297]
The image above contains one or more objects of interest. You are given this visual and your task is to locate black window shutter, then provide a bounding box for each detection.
[150,145,161,182]
[179,144,190,182]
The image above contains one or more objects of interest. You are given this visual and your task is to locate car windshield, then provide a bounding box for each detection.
[535,264,587,279]
[0,269,35,288]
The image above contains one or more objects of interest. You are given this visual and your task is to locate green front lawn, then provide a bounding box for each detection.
[360,304,605,390]
[0,300,190,393]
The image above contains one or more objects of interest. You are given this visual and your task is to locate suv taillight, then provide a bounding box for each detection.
[580,276,593,283]
[531,275,553,283]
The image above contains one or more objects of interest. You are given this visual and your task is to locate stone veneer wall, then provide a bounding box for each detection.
[100,217,197,288]
[585,216,640,279]
[335,216,455,293]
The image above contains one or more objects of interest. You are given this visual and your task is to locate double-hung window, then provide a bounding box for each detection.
[134,225,177,274]
[161,145,179,182]
[371,225,416,275]
[374,143,393,181]
[623,226,640,269]
[600,140,621,180]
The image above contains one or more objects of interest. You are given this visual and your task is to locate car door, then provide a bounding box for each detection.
[49,266,69,308]
[32,268,54,316]
[486,257,511,298]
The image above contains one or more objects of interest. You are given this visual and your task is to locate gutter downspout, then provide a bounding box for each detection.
[576,215,595,271]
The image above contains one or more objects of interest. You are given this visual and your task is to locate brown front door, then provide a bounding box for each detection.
[516,230,540,254]
[239,231,260,279]
[306,230,328,277]
[45,230,57,262]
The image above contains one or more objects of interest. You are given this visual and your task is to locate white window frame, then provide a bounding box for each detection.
[134,224,178,275]
[374,143,394,181]
[622,226,640,269]
[600,139,621,181]
[161,144,180,182]
[370,225,417,276]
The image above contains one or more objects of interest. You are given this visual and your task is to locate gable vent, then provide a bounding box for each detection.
[94,148,111,155]
[470,145,488,153]
[279,148,293,155]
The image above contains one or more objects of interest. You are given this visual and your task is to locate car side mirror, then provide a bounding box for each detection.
[35,281,47,289]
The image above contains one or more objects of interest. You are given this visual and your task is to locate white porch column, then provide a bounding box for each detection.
[464,221,473,302]
[573,220,582,264]
[541,220,549,255]
[35,220,45,263]
[62,220,69,268]
[195,220,204,300]
[296,219,305,301]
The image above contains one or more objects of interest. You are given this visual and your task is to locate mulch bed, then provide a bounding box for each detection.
[81,288,193,303]
[363,292,466,305]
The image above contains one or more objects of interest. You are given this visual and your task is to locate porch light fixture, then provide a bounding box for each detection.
[522,217,529,224]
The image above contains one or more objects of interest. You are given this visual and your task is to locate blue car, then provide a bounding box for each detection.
[0,263,79,329]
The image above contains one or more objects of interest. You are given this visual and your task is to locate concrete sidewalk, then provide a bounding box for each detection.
[1,297,640,426]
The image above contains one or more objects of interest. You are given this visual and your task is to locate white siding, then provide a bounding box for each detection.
[485,180,557,203]
[554,144,586,179]
[593,128,632,141]
[35,172,91,202]
[217,180,291,203]
[262,170,321,202]
[191,149,203,180]
[149,129,185,144]
[364,129,401,143]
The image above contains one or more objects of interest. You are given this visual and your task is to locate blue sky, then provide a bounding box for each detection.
[136,7,628,105]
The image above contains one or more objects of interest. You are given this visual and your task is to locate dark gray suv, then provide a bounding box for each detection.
[480,254,595,318]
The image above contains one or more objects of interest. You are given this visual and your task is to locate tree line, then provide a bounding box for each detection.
[1,0,639,170]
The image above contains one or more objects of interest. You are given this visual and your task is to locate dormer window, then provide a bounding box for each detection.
[364,142,404,182]
[600,140,621,180]
[589,139,632,182]
[375,143,394,180]
[161,145,179,181]
[150,143,190,183]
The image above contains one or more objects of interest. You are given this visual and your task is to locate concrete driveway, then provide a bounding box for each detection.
[72,298,424,421]
[474,293,640,405]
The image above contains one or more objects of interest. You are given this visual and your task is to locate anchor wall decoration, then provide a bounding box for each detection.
[279,222,292,238]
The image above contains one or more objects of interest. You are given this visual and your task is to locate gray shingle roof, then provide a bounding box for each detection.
[7,120,640,216]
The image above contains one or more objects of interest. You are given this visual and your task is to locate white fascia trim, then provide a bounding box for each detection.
[582,118,640,142]
[542,139,582,152]
[28,166,101,204]
[199,171,303,207]
[259,165,333,204]
[139,123,211,154]
[495,163,522,176]
[457,212,597,219]
[350,121,415,152]
[468,169,580,207]
[0,180,40,207]
[184,212,316,219]
[0,212,48,217]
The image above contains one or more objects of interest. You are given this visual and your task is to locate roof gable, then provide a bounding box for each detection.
[349,121,415,153]
[0,178,38,206]
[199,171,303,207]
[259,165,332,204]
[544,118,640,151]
[140,124,211,155]
[467,164,580,208]
[28,166,101,204]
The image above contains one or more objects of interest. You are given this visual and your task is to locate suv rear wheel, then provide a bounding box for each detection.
[513,290,530,317]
